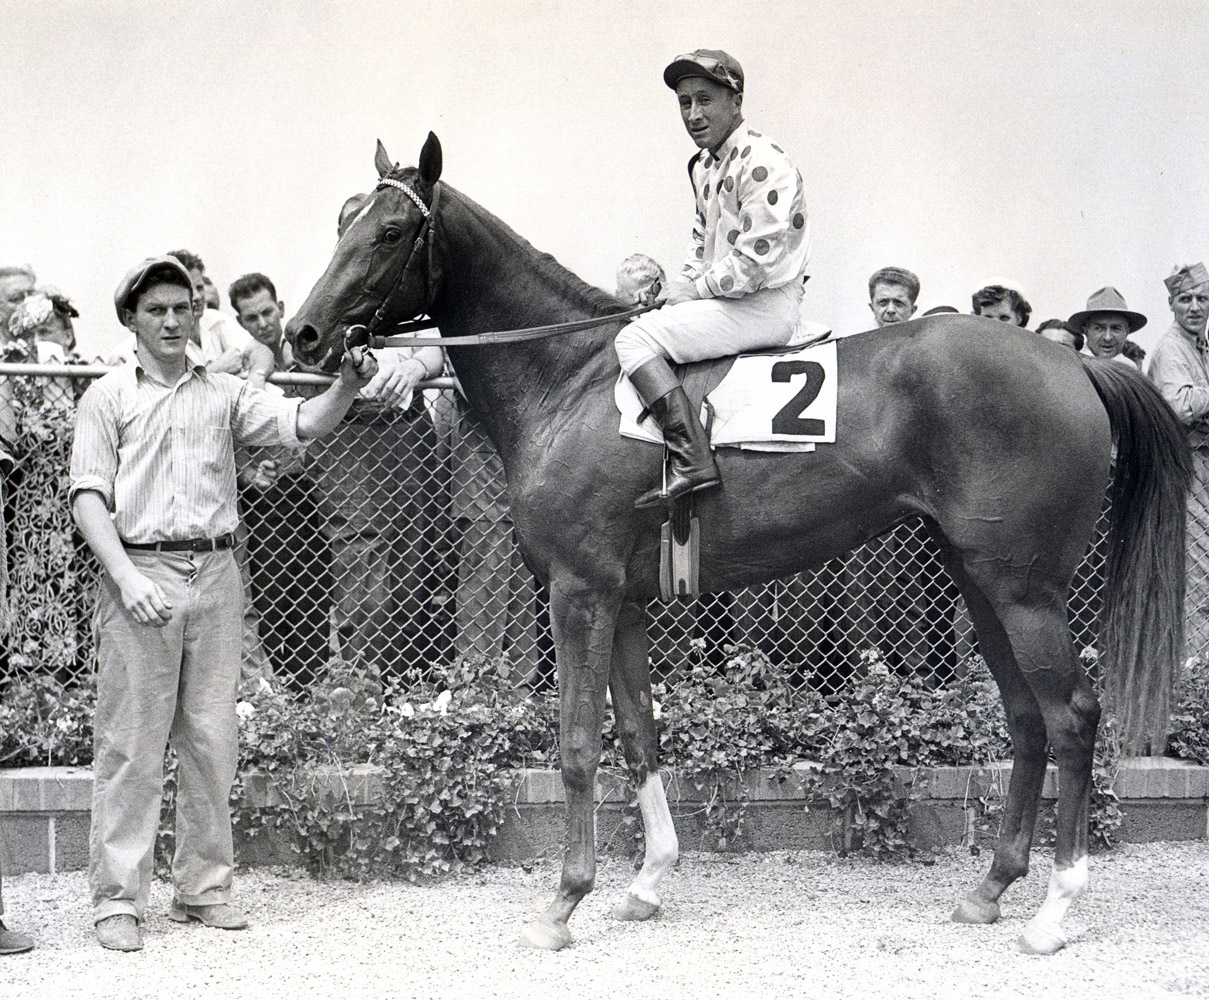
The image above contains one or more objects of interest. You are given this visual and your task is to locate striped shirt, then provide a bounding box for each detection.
[69,359,304,544]
[681,122,811,299]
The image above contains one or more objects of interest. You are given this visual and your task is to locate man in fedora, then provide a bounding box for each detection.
[614,49,811,507]
[1067,287,1147,368]
[1149,262,1209,655]
[70,256,381,951]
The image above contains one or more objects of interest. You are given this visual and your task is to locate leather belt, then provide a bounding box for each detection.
[123,533,235,553]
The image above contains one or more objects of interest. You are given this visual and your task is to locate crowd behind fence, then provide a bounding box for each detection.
[0,366,1197,699]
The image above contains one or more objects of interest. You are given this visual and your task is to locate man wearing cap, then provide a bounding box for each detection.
[615,49,811,507]
[1068,287,1147,368]
[1149,262,1209,655]
[70,256,380,951]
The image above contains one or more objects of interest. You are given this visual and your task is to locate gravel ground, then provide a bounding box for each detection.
[3,842,1207,1000]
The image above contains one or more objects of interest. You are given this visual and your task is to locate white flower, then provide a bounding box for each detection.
[257,677,274,695]
[236,701,256,721]
[400,702,415,719]
[432,690,452,714]
[652,699,663,721]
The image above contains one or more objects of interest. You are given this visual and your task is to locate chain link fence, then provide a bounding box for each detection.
[0,366,1199,699]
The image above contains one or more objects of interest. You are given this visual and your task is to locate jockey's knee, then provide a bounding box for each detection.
[615,322,664,375]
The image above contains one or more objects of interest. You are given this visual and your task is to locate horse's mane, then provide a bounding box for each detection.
[438,180,626,319]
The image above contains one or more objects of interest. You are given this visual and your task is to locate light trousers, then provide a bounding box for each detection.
[90,549,242,924]
[614,282,804,375]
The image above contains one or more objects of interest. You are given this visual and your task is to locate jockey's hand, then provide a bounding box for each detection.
[117,570,173,627]
[364,355,425,408]
[340,345,379,389]
[636,280,663,307]
[661,279,701,307]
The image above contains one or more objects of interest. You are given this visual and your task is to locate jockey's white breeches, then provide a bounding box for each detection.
[614,282,804,375]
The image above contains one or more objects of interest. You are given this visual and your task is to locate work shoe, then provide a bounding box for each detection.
[0,920,34,954]
[628,358,721,508]
[168,901,248,930]
[95,914,142,952]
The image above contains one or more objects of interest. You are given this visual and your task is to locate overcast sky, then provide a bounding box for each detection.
[2,0,1207,358]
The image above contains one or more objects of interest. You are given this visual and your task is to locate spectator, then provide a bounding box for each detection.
[615,254,665,305]
[443,374,539,685]
[300,199,449,678]
[1147,261,1209,656]
[1068,287,1147,369]
[972,281,1032,327]
[846,271,957,680]
[229,273,331,688]
[166,250,272,382]
[202,275,221,312]
[868,267,919,327]
[69,255,381,951]
[1036,318,1083,352]
[0,265,35,331]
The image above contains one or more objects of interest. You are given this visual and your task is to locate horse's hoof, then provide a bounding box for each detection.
[519,919,573,951]
[612,894,661,922]
[1017,921,1067,955]
[950,897,1001,924]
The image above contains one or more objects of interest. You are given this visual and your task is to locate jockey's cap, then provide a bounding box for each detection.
[663,49,744,93]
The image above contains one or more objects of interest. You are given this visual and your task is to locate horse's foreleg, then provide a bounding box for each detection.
[519,576,620,951]
[941,558,1048,926]
[607,601,678,922]
[1017,663,1098,955]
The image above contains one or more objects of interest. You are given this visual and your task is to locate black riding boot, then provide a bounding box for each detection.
[628,357,721,509]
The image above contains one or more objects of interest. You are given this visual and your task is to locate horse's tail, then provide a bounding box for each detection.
[1081,357,1193,754]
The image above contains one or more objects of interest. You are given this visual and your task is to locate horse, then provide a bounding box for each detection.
[287,133,1191,955]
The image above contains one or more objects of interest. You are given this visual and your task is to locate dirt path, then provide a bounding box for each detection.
[4,842,1207,999]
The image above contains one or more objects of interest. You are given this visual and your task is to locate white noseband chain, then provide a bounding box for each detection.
[378,178,430,219]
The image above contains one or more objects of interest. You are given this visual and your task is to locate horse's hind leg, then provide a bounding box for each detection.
[958,556,1098,954]
[607,600,678,922]
[1004,618,1099,955]
[938,551,1050,926]
[518,574,621,951]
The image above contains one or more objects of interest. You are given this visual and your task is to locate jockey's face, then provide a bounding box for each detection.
[676,77,743,154]
[870,282,917,327]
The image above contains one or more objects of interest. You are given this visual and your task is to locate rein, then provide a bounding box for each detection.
[342,176,652,353]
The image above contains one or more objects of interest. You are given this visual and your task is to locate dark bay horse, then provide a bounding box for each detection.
[287,134,1190,955]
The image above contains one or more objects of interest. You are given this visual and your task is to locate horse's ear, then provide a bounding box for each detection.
[374,139,395,179]
[418,132,443,185]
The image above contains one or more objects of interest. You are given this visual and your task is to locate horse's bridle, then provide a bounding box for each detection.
[343,177,441,354]
[340,175,655,355]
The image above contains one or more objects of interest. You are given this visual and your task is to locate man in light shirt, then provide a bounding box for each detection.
[1149,262,1209,655]
[615,49,811,506]
[70,255,380,952]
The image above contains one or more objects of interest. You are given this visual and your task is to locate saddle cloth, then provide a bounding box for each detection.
[617,331,838,453]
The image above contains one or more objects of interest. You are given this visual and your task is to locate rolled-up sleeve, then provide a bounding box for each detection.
[69,383,120,510]
[230,377,305,449]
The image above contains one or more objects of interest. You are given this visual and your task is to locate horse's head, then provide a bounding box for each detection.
[288,132,443,370]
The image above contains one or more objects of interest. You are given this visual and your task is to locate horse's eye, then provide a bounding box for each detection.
[383,229,403,244]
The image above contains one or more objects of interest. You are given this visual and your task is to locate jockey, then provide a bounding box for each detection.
[617,49,811,508]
